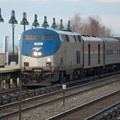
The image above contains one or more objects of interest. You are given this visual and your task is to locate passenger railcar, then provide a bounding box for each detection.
[82,36,104,76]
[101,37,120,72]
[19,28,120,86]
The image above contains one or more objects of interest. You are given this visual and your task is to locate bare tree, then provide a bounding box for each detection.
[71,13,84,33]
[85,16,100,36]
[70,14,113,36]
[99,25,113,37]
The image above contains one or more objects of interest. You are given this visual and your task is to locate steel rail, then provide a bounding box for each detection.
[0,78,119,110]
[0,73,119,106]
[84,101,120,120]
[65,74,120,92]
[46,90,120,120]
[0,79,119,119]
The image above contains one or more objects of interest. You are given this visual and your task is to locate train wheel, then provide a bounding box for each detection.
[22,74,31,84]
[72,69,79,80]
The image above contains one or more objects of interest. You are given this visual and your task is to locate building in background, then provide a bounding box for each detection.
[2,36,18,65]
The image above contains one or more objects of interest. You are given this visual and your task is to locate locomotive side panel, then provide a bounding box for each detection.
[93,41,103,66]
[53,42,82,75]
[53,32,82,80]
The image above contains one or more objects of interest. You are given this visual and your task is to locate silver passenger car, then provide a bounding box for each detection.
[101,37,120,69]
[82,35,104,69]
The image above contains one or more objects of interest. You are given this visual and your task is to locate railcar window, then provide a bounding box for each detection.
[98,44,100,64]
[40,34,54,40]
[69,35,75,42]
[60,35,65,42]
[106,49,113,55]
[24,35,38,40]
[76,51,80,64]
[77,35,81,42]
[74,36,76,42]
[65,35,70,42]
[62,35,66,42]
[74,35,81,42]
[75,36,79,42]
[59,34,64,42]
[88,44,91,66]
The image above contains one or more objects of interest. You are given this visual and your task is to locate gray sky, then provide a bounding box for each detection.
[0,0,120,52]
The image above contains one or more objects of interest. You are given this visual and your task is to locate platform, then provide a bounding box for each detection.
[0,66,21,92]
[0,67,20,73]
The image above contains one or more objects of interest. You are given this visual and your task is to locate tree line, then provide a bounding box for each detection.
[70,13,113,37]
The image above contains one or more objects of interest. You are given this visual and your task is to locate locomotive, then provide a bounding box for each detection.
[19,28,120,86]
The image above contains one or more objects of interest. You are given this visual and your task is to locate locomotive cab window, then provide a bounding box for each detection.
[59,34,70,42]
[65,35,70,42]
[77,35,81,42]
[69,35,75,42]
[40,34,54,40]
[59,34,64,42]
[74,35,81,42]
[24,35,38,40]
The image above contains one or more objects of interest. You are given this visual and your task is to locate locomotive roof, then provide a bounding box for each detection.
[56,29,80,36]
[46,28,81,36]
[25,28,80,36]
[82,36,102,42]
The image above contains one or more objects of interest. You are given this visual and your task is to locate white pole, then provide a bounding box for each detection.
[3,36,9,65]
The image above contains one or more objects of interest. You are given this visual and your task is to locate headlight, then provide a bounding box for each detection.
[24,57,28,62]
[33,51,42,56]
[47,58,51,62]
[33,52,38,56]
[38,52,42,56]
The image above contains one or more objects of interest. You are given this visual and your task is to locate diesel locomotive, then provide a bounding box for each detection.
[19,28,120,86]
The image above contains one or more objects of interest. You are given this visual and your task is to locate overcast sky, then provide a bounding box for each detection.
[0,0,120,52]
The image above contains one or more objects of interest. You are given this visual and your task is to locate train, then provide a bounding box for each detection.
[18,28,120,86]
[0,53,5,68]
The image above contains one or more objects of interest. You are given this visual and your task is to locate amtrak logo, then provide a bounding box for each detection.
[32,47,42,51]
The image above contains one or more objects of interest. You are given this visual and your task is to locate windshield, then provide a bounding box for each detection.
[40,34,54,40]
[24,34,38,40]
[24,34,55,40]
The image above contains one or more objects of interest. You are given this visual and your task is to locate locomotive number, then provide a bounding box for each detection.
[34,42,43,45]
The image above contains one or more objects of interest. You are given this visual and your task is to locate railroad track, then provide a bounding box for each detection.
[0,74,120,120]
[0,88,20,96]
[0,72,119,105]
[46,90,120,120]
[84,102,120,120]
